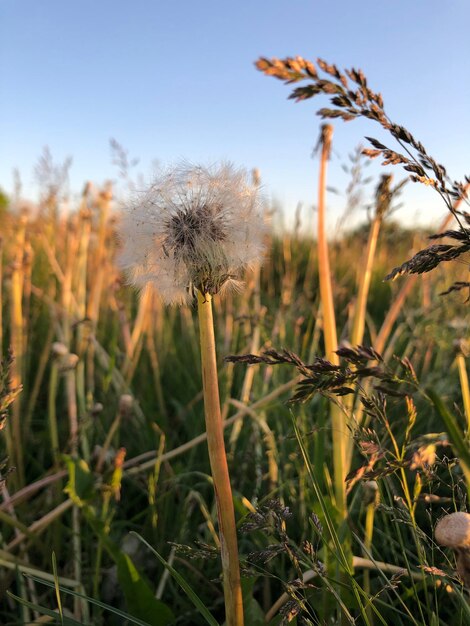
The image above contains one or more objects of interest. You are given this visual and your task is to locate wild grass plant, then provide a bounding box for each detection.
[0,59,470,625]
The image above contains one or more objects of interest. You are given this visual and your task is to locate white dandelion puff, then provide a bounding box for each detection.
[118,162,267,305]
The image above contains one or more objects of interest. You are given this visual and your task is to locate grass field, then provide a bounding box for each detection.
[1,160,470,626]
[1,51,470,626]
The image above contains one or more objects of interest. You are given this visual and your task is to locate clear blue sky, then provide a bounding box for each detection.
[1,0,469,229]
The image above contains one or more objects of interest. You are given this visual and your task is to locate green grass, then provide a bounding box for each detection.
[0,194,469,625]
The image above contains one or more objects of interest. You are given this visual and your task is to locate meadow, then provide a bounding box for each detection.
[1,57,470,626]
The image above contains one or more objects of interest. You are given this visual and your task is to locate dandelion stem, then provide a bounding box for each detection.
[197,290,244,626]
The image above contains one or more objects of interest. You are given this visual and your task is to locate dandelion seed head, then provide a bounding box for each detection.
[118,162,267,305]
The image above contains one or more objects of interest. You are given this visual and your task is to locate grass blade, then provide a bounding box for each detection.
[24,574,154,626]
[130,531,219,626]
[52,552,64,625]
[7,591,85,626]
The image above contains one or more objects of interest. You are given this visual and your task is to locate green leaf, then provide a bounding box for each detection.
[241,577,265,626]
[131,531,219,626]
[116,552,174,626]
[52,552,64,625]
[429,612,439,626]
[82,515,174,626]
[7,591,85,626]
[63,455,95,506]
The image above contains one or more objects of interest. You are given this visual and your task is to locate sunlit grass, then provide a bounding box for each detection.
[0,146,469,625]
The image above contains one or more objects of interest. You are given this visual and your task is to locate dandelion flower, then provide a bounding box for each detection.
[118,162,266,304]
[118,161,266,625]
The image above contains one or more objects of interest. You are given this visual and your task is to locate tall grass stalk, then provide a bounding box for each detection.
[350,175,392,349]
[59,214,85,620]
[8,214,27,487]
[24,326,54,432]
[0,235,3,357]
[145,315,167,419]
[374,184,469,357]
[197,290,244,626]
[122,283,152,380]
[347,175,393,468]
[456,349,470,440]
[362,488,378,626]
[317,125,337,363]
[75,185,92,421]
[48,353,60,468]
[87,184,112,326]
[316,124,346,521]
[353,185,470,467]
[228,264,262,448]
[85,184,113,404]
